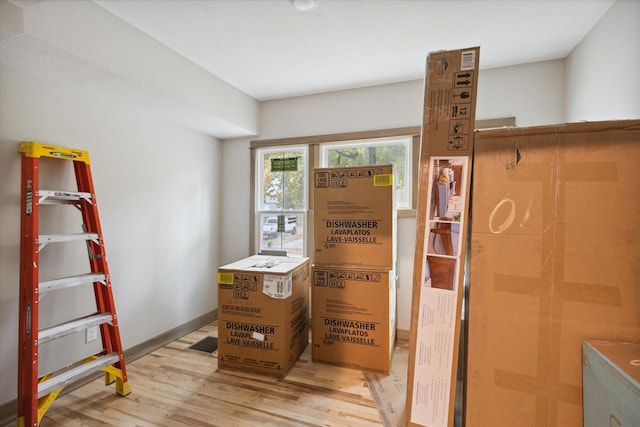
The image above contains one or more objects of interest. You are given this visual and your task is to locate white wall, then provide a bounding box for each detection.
[259,80,425,139]
[477,59,566,127]
[222,60,567,333]
[0,0,259,138]
[0,64,220,405]
[220,137,252,266]
[565,0,640,121]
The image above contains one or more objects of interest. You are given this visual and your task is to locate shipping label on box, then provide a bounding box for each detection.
[217,255,310,377]
[263,273,292,299]
[311,265,396,373]
[314,165,396,268]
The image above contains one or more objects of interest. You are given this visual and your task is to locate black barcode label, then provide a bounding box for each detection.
[263,274,292,299]
[461,50,476,71]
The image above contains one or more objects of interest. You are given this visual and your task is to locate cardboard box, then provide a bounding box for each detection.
[466,120,640,426]
[406,47,479,427]
[311,264,396,373]
[217,255,310,378]
[313,164,396,269]
[582,341,640,427]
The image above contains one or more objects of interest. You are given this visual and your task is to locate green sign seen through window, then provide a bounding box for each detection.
[271,157,298,172]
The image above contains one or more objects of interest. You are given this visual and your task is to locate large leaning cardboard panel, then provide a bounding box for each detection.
[466,120,640,427]
[311,264,396,373]
[313,164,396,269]
[217,255,310,378]
[406,47,480,427]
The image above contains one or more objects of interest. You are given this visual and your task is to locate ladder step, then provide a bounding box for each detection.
[40,273,106,294]
[39,313,113,344]
[18,141,91,163]
[38,189,93,205]
[38,352,120,398]
[38,233,99,245]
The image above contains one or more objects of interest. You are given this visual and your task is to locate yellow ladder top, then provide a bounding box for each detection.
[18,141,90,164]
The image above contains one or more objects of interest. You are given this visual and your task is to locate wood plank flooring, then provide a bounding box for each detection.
[36,321,396,427]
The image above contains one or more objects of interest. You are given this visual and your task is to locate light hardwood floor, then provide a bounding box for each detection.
[33,321,395,427]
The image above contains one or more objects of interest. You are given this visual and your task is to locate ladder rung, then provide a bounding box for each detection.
[38,233,99,243]
[38,352,120,397]
[38,233,99,246]
[40,273,106,294]
[38,189,93,205]
[39,313,113,344]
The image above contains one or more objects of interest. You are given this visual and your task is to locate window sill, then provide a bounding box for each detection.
[398,209,416,219]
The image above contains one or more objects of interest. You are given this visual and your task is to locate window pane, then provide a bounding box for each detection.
[259,213,305,257]
[321,137,411,209]
[256,145,307,257]
[260,150,306,211]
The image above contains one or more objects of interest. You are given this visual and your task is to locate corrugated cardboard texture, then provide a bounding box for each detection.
[466,120,640,427]
[313,165,396,269]
[406,47,479,427]
[311,265,396,373]
[217,256,310,378]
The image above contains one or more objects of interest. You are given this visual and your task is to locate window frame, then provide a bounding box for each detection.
[250,127,421,256]
[249,118,515,255]
[253,145,309,257]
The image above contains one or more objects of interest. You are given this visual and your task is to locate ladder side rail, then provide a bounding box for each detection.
[81,225,114,355]
[74,162,128,380]
[18,155,41,426]
[74,163,113,356]
[74,162,112,355]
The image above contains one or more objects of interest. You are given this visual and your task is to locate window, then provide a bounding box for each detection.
[255,145,308,257]
[251,127,420,257]
[319,136,412,210]
[250,120,515,257]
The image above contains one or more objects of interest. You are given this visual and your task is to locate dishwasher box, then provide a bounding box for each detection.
[313,164,396,269]
[311,264,396,373]
[217,255,310,378]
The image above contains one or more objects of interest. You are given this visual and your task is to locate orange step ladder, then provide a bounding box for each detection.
[17,141,130,427]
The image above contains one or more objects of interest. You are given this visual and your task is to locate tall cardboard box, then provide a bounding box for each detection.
[582,341,640,427]
[311,264,396,373]
[313,164,396,269]
[406,47,479,427]
[217,255,310,378]
[312,164,397,372]
[466,120,640,426]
